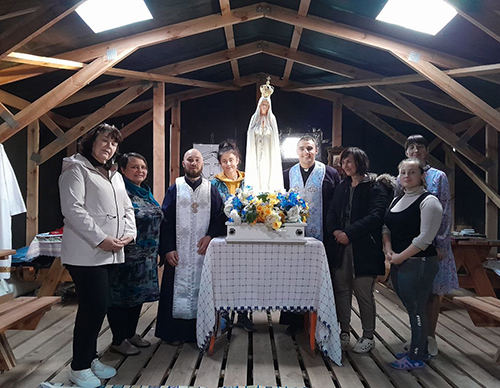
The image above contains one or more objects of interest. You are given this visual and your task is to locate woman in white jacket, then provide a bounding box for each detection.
[59,123,136,388]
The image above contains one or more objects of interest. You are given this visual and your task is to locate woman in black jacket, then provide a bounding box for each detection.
[326,147,392,354]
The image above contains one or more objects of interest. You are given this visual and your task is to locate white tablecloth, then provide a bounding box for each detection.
[196,237,342,365]
[26,234,62,261]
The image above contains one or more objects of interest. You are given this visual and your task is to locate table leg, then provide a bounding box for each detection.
[309,311,317,357]
[0,332,16,371]
[458,247,496,297]
[37,257,65,297]
[208,334,216,356]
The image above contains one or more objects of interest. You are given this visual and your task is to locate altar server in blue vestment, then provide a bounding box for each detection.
[156,148,225,345]
[280,135,340,336]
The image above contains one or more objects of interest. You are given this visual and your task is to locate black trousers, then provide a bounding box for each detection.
[66,264,117,370]
[108,304,142,345]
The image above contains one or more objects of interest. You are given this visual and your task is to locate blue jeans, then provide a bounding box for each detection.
[391,256,438,360]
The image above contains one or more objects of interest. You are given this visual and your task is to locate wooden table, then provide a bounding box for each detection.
[452,238,500,297]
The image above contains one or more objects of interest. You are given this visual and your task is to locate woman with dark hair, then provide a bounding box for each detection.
[59,123,136,388]
[211,140,254,332]
[400,134,458,357]
[384,158,442,369]
[326,147,393,354]
[107,153,162,356]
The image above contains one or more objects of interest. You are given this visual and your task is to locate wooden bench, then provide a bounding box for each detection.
[453,296,500,362]
[0,295,60,370]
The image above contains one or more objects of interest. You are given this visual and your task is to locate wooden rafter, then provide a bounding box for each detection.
[444,0,500,44]
[345,104,449,173]
[0,47,137,143]
[371,86,493,171]
[35,82,152,164]
[282,0,311,82]
[0,3,264,85]
[444,144,500,209]
[0,102,16,128]
[0,1,85,61]
[393,53,500,133]
[56,42,262,108]
[3,52,239,91]
[0,89,70,130]
[219,0,240,80]
[59,4,263,63]
[263,41,470,113]
[267,4,478,69]
[0,6,38,22]
[285,62,500,92]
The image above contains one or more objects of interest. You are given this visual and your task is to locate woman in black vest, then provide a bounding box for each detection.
[383,158,442,370]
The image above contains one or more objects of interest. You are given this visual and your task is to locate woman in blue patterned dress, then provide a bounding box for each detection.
[108,153,162,355]
[403,135,459,356]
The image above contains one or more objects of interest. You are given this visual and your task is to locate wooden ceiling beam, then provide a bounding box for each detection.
[0,89,71,129]
[3,52,239,91]
[371,85,493,171]
[267,4,477,70]
[444,0,500,44]
[56,3,264,63]
[220,0,240,80]
[444,144,500,209]
[36,82,152,164]
[121,109,153,139]
[0,47,137,143]
[285,62,500,91]
[0,102,17,128]
[0,0,85,61]
[0,6,38,22]
[393,53,500,134]
[0,3,264,85]
[57,42,262,108]
[282,0,311,82]
[346,104,449,173]
[263,41,470,113]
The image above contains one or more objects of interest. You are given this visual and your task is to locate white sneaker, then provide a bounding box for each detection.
[91,358,117,379]
[427,336,438,357]
[340,332,350,351]
[352,337,375,353]
[69,368,101,388]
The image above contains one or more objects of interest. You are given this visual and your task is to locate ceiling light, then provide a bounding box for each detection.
[376,0,457,35]
[76,0,153,34]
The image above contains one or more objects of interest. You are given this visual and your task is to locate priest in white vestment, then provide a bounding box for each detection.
[245,78,284,193]
[156,149,225,344]
[0,144,26,281]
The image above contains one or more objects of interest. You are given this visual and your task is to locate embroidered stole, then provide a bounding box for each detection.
[173,177,211,319]
[289,162,325,241]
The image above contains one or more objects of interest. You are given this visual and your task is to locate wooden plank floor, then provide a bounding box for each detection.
[1,285,499,388]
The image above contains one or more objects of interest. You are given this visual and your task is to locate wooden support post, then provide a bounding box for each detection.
[445,148,456,232]
[153,82,166,204]
[485,125,498,241]
[66,142,77,157]
[26,121,39,245]
[170,100,181,185]
[332,98,342,147]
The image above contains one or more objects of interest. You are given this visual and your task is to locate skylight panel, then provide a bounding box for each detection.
[76,0,153,34]
[376,0,458,35]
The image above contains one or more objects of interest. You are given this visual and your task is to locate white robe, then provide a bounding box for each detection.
[245,96,284,193]
[0,144,26,280]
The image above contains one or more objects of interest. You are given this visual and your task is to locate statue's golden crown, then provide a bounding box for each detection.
[260,76,274,98]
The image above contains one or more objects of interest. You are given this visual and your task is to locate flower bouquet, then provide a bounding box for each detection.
[224,188,309,231]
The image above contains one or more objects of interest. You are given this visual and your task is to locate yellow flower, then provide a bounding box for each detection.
[272,220,282,230]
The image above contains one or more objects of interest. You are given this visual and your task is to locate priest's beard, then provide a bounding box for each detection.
[185,169,202,179]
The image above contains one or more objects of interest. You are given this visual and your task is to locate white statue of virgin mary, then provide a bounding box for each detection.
[244,79,284,193]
